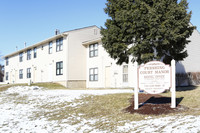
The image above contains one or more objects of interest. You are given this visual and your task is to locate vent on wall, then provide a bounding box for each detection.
[55,29,60,35]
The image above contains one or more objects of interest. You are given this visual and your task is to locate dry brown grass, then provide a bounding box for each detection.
[64,86,200,131]
[0,84,27,92]
[162,86,200,115]
[0,83,66,92]
[30,82,67,90]
[35,93,146,132]
[0,85,10,92]
[1,84,200,132]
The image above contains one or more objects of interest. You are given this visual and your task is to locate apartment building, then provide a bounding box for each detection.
[4,26,101,88]
[83,26,200,88]
[3,25,200,88]
[83,38,135,88]
[3,25,138,88]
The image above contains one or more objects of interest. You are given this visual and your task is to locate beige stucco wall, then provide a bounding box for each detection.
[67,80,86,88]
[67,26,101,81]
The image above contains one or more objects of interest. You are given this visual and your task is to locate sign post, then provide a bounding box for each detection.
[134,60,176,110]
[134,61,138,110]
[171,59,176,108]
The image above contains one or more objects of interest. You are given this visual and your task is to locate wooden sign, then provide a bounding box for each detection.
[134,60,176,110]
[138,61,171,94]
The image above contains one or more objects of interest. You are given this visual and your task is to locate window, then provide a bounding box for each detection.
[19,69,23,79]
[27,68,31,78]
[27,49,31,60]
[6,72,8,80]
[89,43,98,57]
[56,61,63,75]
[33,47,37,58]
[19,52,23,62]
[56,38,63,52]
[6,57,9,66]
[123,65,128,82]
[49,41,53,54]
[89,68,98,81]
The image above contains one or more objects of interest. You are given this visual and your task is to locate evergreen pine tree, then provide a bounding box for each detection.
[101,0,195,65]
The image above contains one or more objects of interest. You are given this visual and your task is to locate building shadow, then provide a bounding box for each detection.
[176,86,198,92]
[139,96,184,108]
[176,62,200,87]
[176,62,189,86]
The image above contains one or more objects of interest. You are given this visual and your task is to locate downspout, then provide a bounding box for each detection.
[65,34,69,88]
[60,33,68,87]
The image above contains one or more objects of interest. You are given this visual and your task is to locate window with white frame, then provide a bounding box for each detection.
[19,69,23,79]
[56,61,63,75]
[89,43,98,57]
[27,49,31,60]
[123,65,128,82]
[27,68,31,78]
[19,52,23,62]
[33,47,37,58]
[56,38,63,52]
[6,72,8,81]
[89,68,98,81]
[49,41,53,54]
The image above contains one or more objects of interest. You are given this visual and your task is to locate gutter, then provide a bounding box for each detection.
[3,33,68,59]
[82,37,102,47]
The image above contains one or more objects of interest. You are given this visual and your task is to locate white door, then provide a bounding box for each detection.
[105,66,111,88]
[10,70,16,84]
[48,63,53,82]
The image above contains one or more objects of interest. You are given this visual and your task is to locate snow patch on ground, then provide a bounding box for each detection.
[0,86,200,132]
[117,115,200,132]
[0,86,133,132]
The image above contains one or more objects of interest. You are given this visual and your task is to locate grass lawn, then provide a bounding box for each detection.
[57,86,200,131]
[0,86,8,92]
[162,86,200,115]
[0,82,66,92]
[1,83,200,132]
[0,84,26,92]
[35,93,144,132]
[39,85,200,131]
[30,82,67,90]
[0,82,133,91]
[36,85,200,132]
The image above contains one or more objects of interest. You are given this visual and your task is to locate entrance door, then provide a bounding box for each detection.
[48,63,53,82]
[105,66,111,88]
[10,70,16,83]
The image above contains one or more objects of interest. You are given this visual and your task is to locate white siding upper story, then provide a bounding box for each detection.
[83,28,200,88]
[4,35,68,84]
[3,25,200,88]
[83,40,135,88]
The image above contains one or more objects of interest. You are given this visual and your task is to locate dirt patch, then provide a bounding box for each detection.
[125,94,189,115]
